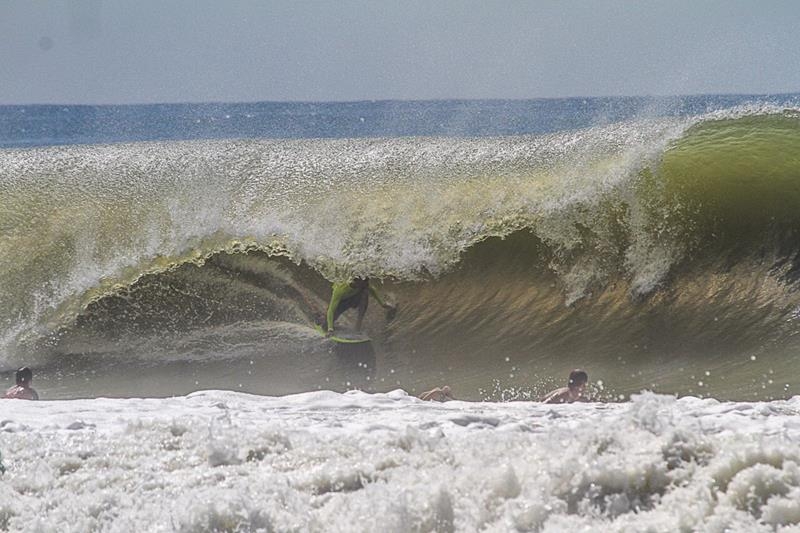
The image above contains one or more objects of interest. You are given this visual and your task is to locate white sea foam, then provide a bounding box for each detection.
[2,391,800,532]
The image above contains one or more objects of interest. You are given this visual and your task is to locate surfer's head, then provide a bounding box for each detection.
[351,277,369,289]
[15,366,33,386]
[567,369,588,391]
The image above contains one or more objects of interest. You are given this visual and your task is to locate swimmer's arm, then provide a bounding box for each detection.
[419,389,436,401]
[541,388,568,404]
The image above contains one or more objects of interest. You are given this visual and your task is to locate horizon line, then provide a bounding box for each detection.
[2,90,799,108]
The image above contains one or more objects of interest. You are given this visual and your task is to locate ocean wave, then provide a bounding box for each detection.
[2,107,799,392]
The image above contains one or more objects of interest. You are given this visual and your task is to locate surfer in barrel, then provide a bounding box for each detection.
[541,369,589,404]
[323,277,396,336]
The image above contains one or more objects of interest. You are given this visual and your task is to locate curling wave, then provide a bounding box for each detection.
[2,107,800,399]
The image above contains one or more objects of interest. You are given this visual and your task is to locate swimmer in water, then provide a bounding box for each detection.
[419,385,454,402]
[541,369,589,404]
[3,367,39,400]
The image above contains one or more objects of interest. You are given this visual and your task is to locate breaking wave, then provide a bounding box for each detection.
[2,106,800,398]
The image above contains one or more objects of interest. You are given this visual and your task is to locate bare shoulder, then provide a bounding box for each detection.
[541,387,570,404]
[3,385,38,400]
[419,386,453,402]
[3,386,20,399]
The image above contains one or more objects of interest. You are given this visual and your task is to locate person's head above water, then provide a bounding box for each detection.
[567,369,588,391]
[541,368,589,404]
[15,366,33,386]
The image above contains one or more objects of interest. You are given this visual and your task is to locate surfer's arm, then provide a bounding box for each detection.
[368,284,390,308]
[369,283,397,321]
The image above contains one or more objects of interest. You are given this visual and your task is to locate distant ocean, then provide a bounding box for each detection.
[1,95,794,148]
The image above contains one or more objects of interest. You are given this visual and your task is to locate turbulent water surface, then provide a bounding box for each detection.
[3,390,800,532]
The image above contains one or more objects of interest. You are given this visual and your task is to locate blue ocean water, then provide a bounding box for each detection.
[1,94,797,148]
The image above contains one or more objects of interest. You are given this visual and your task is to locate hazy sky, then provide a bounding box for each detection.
[1,0,799,104]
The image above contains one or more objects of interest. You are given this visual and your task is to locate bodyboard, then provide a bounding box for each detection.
[314,324,372,344]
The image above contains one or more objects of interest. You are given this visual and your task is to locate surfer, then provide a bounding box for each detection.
[3,367,39,400]
[324,277,396,335]
[541,369,589,404]
[419,385,454,402]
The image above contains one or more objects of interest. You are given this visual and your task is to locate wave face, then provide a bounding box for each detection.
[2,103,800,399]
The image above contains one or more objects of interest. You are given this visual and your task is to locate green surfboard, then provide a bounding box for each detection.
[314,325,372,344]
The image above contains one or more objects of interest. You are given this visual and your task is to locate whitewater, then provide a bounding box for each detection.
[3,391,800,531]
[2,95,800,531]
